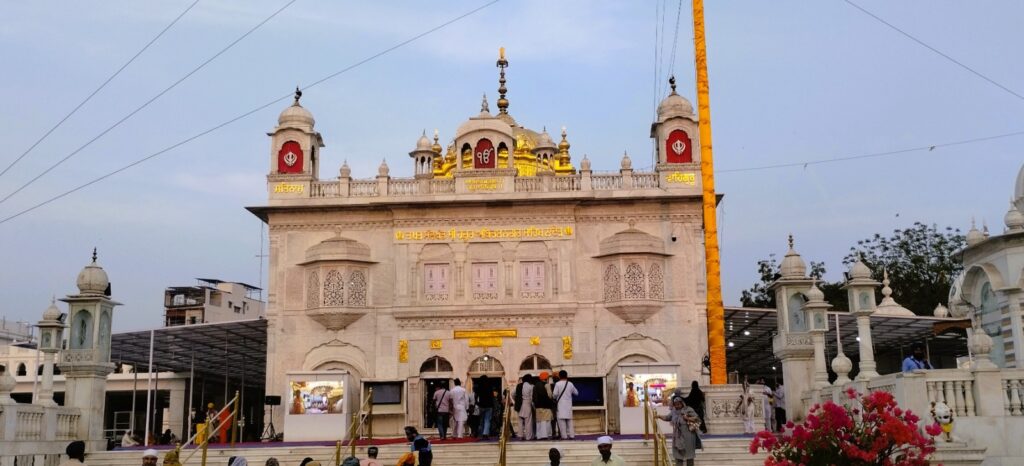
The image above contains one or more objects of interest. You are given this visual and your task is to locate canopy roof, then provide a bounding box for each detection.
[111,319,267,386]
[724,306,969,380]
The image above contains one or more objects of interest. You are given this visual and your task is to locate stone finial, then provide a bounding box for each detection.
[480,93,490,114]
[294,86,302,104]
[933,303,950,318]
[966,217,985,246]
[620,151,632,170]
[580,155,592,171]
[780,235,807,279]
[378,159,390,177]
[92,247,97,263]
[1005,198,1024,231]
[339,160,351,178]
[876,268,914,316]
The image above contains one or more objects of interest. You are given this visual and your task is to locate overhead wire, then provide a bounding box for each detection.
[718,129,1024,173]
[843,0,1024,101]
[666,0,683,88]
[0,0,202,180]
[0,0,299,206]
[0,0,502,226]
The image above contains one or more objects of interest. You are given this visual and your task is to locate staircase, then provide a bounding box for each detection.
[87,437,765,465]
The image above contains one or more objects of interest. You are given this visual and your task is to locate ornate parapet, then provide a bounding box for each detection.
[701,383,766,435]
[0,403,81,460]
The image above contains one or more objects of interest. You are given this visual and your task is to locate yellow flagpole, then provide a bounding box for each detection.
[692,0,726,384]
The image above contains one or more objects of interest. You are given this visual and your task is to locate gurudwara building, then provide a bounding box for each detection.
[248,53,715,438]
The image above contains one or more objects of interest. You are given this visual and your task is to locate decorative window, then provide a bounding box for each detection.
[307,271,320,308]
[648,263,664,299]
[323,269,345,306]
[624,263,646,299]
[469,355,504,373]
[520,261,545,298]
[603,264,621,301]
[16,363,27,376]
[424,264,450,301]
[420,356,453,373]
[349,269,367,307]
[472,262,499,300]
[519,354,552,371]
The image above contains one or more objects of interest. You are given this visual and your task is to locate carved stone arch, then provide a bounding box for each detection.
[599,334,672,375]
[420,243,454,262]
[303,340,368,378]
[962,263,1007,299]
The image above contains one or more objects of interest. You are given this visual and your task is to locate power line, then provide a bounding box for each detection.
[0,0,298,206]
[719,129,1024,173]
[0,0,502,226]
[0,0,201,180]
[844,0,1024,101]
[667,0,683,84]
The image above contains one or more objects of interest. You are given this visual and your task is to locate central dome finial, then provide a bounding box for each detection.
[496,47,510,116]
[294,86,302,105]
[669,75,677,94]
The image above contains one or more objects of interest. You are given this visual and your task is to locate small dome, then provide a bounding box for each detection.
[535,128,556,151]
[42,299,61,321]
[278,102,314,128]
[1004,199,1024,232]
[431,130,443,154]
[805,281,825,302]
[76,250,109,295]
[580,155,592,171]
[933,303,950,318]
[875,269,914,317]
[966,223,985,246]
[849,254,872,280]
[597,223,668,257]
[780,235,807,279]
[558,127,570,152]
[656,92,695,122]
[304,234,372,264]
[415,131,432,151]
[339,160,351,178]
[620,151,632,170]
[378,159,390,177]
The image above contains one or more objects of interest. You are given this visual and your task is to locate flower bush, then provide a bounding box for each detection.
[750,388,939,466]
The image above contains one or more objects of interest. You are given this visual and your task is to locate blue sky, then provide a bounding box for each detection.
[1,1,1021,332]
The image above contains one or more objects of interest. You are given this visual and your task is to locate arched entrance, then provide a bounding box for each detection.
[606,354,656,433]
[468,355,505,410]
[419,356,453,427]
[519,354,553,373]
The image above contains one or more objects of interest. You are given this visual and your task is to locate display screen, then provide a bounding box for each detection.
[366,382,403,405]
[289,380,344,415]
[570,377,605,407]
[622,372,678,407]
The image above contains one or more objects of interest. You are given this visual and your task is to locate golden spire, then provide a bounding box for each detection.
[496,47,509,115]
[432,129,442,154]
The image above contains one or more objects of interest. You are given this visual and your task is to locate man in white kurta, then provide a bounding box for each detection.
[552,370,578,439]
[450,378,469,438]
[519,374,535,440]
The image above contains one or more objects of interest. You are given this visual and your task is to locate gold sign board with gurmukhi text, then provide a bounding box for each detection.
[394,226,573,243]
[665,172,696,185]
[274,183,305,193]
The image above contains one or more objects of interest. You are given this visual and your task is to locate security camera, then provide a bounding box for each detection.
[670,234,678,242]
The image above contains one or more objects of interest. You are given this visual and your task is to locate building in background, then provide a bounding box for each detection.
[164,278,265,326]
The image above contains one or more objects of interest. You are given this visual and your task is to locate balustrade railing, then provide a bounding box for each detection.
[514,177,542,192]
[55,409,80,440]
[430,178,455,194]
[350,180,378,197]
[1002,373,1024,416]
[591,173,623,190]
[632,172,659,189]
[15,408,44,440]
[310,181,339,197]
[925,370,977,417]
[389,179,418,196]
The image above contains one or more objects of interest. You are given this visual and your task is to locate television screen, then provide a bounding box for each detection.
[366,382,403,405]
[289,380,344,415]
[570,377,605,407]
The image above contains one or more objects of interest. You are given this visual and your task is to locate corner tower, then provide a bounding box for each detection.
[268,88,325,198]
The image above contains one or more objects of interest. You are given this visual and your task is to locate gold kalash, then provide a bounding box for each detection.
[428,47,576,178]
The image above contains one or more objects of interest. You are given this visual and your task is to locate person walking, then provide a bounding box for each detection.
[475,375,495,440]
[552,370,578,440]
[450,378,469,438]
[774,382,786,432]
[657,394,702,466]
[591,436,626,466]
[360,446,382,466]
[757,378,774,432]
[405,426,433,466]
[518,374,535,440]
[534,372,554,440]
[683,380,707,434]
[432,383,453,440]
[467,387,479,438]
[739,378,756,434]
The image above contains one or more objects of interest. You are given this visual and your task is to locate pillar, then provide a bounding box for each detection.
[38,351,57,407]
[854,314,879,380]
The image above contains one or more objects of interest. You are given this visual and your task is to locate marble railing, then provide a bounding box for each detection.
[305,168,695,199]
[0,402,82,460]
[1002,372,1024,416]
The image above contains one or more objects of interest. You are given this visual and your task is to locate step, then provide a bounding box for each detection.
[88,437,767,466]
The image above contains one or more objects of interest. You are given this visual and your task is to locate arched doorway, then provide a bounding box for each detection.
[419,356,453,427]
[519,354,553,374]
[606,354,656,433]
[468,355,505,413]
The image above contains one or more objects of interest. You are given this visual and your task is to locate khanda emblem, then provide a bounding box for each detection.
[283,151,298,166]
[671,140,686,156]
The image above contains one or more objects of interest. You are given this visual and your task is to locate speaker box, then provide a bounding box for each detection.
[264,395,282,406]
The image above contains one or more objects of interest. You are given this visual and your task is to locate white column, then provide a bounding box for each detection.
[855,314,879,380]
[37,351,57,406]
[811,332,829,389]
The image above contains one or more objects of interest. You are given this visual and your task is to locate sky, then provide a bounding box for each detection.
[0,1,1021,332]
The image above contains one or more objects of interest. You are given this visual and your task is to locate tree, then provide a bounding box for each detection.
[739,254,779,308]
[739,222,964,315]
[844,222,965,316]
